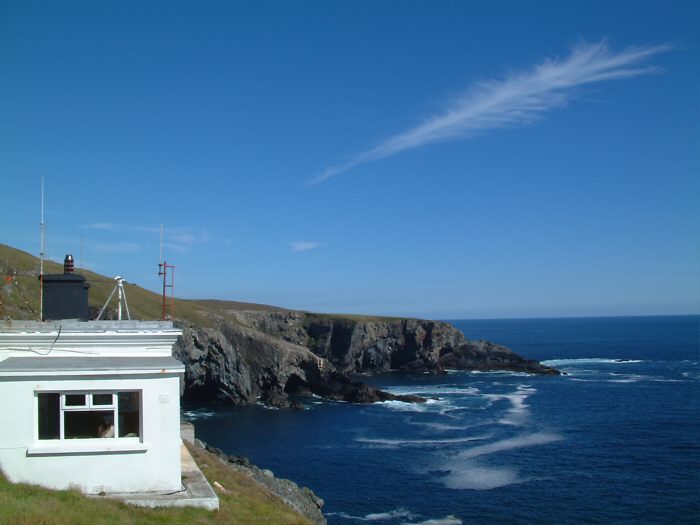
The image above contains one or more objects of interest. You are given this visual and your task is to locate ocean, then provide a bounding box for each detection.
[185,315,700,525]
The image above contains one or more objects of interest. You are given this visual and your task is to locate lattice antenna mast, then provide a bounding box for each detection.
[158,262,175,320]
[39,177,45,322]
[157,224,175,320]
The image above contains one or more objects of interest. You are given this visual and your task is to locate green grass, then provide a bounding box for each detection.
[0,243,423,327]
[0,244,280,328]
[0,444,313,525]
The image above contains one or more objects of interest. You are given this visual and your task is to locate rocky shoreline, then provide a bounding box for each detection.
[194,438,326,524]
[174,310,559,409]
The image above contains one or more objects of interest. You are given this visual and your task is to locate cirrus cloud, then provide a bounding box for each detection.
[310,39,671,184]
[289,241,324,252]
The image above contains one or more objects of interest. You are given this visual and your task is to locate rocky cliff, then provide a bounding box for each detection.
[174,310,558,408]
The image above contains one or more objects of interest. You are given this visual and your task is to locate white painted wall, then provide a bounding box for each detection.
[0,373,182,493]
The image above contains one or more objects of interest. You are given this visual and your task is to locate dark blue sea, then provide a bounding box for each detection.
[185,316,700,525]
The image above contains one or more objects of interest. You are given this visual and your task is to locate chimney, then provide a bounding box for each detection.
[64,254,74,273]
[40,254,90,321]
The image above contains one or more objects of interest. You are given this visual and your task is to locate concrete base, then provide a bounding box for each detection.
[93,443,219,510]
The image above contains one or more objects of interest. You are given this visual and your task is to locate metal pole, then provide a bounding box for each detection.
[116,277,123,321]
[39,177,45,322]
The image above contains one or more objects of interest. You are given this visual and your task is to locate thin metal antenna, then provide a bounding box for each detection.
[79,234,84,269]
[39,177,45,322]
[157,224,175,320]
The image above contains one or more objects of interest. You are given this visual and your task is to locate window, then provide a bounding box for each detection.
[37,391,141,440]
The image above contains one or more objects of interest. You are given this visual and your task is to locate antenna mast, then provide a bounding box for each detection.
[158,224,175,320]
[39,178,45,322]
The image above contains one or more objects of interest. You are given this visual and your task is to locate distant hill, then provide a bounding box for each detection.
[0,243,285,326]
[0,243,395,326]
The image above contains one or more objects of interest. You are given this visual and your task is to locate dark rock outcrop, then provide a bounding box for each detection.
[174,310,559,409]
[174,318,427,408]
[438,339,560,375]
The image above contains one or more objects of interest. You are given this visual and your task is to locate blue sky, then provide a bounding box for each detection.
[1,1,698,319]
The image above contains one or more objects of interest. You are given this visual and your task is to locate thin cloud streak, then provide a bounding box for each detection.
[80,223,230,253]
[310,40,671,184]
[290,241,323,252]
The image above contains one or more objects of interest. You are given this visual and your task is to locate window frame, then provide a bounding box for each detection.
[35,390,142,443]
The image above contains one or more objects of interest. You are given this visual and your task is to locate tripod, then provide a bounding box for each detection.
[96,276,131,320]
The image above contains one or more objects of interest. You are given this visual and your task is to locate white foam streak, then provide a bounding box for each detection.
[402,517,462,525]
[182,410,218,420]
[385,386,481,397]
[406,421,472,432]
[365,509,416,520]
[482,385,536,425]
[457,432,563,460]
[378,399,449,413]
[443,464,520,491]
[356,434,491,447]
[542,358,642,366]
[328,508,416,522]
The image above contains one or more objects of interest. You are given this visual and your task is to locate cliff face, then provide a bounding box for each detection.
[226,311,466,373]
[174,310,558,408]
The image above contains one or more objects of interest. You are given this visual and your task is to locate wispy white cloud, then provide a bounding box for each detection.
[290,241,324,252]
[81,223,232,253]
[310,39,671,184]
[81,223,160,234]
[90,241,140,254]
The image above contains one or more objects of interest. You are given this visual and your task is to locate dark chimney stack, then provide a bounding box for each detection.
[40,254,90,321]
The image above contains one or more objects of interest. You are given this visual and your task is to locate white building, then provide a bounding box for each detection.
[0,319,185,494]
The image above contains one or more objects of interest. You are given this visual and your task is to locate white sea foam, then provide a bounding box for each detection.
[327,508,416,521]
[385,385,481,397]
[355,434,491,447]
[378,399,450,413]
[443,463,520,490]
[481,385,536,425]
[437,432,563,491]
[456,432,563,460]
[401,515,462,525]
[406,421,473,432]
[365,508,416,520]
[182,410,218,420]
[542,358,642,366]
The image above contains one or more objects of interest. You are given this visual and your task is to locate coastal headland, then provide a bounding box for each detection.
[0,243,559,411]
[175,310,559,409]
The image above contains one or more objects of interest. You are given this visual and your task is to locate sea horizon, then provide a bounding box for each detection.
[188,315,700,524]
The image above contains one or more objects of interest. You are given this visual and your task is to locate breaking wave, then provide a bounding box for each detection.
[327,508,416,521]
[541,358,643,366]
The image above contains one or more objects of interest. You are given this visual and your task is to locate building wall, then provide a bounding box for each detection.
[0,373,182,493]
[0,321,181,361]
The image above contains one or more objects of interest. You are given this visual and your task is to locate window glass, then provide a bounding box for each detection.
[64,394,86,407]
[118,391,140,438]
[37,390,140,440]
[92,393,113,406]
[65,412,114,439]
[38,393,60,440]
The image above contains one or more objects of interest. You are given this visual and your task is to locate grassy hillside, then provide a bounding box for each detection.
[0,243,403,325]
[0,443,312,525]
[0,243,287,327]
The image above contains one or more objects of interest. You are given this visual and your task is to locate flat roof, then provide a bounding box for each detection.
[0,320,179,333]
[0,356,184,377]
